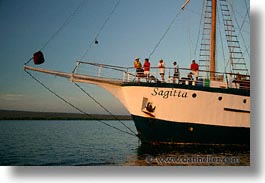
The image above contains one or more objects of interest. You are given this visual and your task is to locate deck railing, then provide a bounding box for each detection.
[73,61,250,90]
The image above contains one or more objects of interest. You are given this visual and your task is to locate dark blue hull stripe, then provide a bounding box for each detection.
[132,115,250,145]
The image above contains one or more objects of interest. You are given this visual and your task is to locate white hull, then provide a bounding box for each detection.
[121,85,249,128]
[99,84,250,128]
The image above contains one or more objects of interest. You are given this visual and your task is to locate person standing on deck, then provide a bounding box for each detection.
[143,58,151,82]
[173,61,179,83]
[134,57,142,82]
[158,59,165,82]
[190,60,199,81]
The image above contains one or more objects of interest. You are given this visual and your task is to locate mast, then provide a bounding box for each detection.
[210,0,216,80]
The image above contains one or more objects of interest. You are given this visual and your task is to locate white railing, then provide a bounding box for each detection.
[73,61,250,90]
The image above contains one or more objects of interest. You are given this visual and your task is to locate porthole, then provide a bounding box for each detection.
[243,99,247,104]
[218,96,222,101]
[192,93,197,98]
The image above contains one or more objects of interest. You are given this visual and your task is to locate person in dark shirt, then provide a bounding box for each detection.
[173,61,179,83]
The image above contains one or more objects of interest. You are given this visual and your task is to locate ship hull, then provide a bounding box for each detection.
[119,83,250,145]
[132,114,250,145]
[67,72,251,145]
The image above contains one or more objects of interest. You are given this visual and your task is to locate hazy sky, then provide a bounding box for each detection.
[0,0,249,114]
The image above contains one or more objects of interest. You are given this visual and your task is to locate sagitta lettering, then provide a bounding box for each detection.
[151,88,188,99]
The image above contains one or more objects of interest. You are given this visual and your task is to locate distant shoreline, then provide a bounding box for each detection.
[0,110,132,120]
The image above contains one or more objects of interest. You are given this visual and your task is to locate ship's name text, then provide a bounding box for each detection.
[151,88,188,99]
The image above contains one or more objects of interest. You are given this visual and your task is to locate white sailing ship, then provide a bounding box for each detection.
[24,0,250,144]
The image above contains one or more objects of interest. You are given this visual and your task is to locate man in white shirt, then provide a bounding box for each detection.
[158,59,165,82]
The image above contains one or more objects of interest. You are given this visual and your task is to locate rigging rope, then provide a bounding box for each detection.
[24,70,138,138]
[239,10,248,33]
[185,14,193,61]
[79,0,121,60]
[194,0,205,58]
[148,11,181,59]
[23,0,138,139]
[228,1,250,60]
[24,58,33,65]
[217,4,228,73]
[74,82,138,136]
[244,0,250,21]
[24,0,87,66]
[40,0,88,52]
[148,0,192,59]
[94,0,121,43]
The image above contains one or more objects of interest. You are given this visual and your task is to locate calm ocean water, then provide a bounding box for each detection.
[0,120,249,166]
